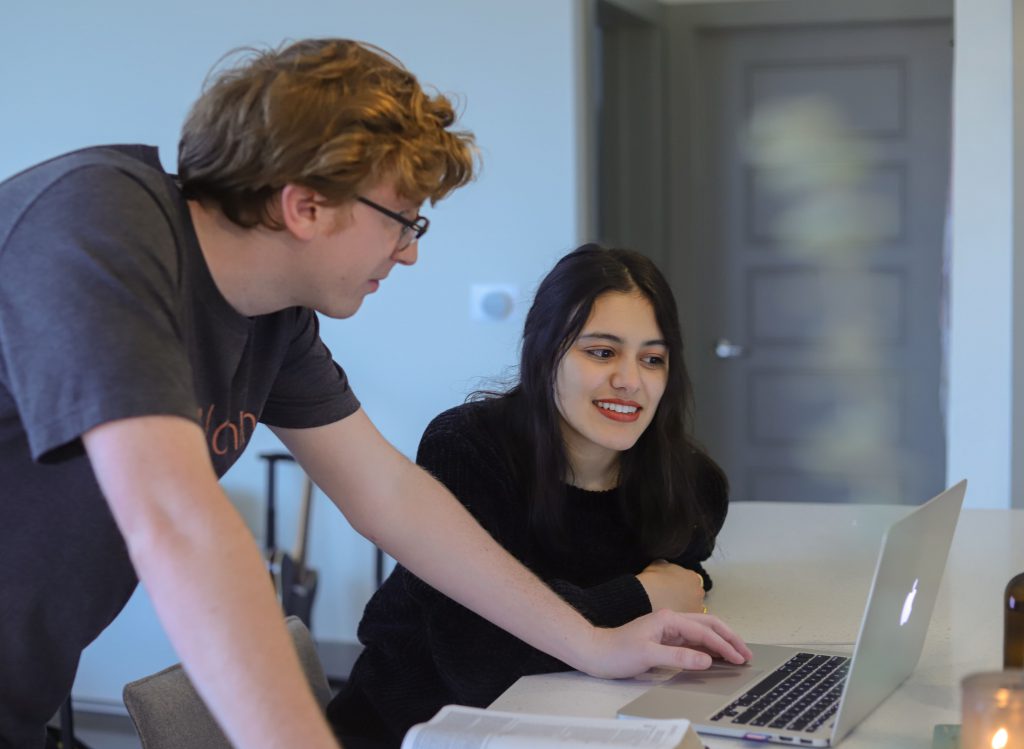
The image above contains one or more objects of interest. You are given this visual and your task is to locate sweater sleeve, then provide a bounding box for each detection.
[408,405,653,703]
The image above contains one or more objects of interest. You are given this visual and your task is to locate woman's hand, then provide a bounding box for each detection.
[575,609,753,678]
[636,559,706,613]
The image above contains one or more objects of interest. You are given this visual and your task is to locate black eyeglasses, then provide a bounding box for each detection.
[356,196,429,251]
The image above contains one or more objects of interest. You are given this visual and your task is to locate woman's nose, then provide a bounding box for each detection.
[610,359,640,392]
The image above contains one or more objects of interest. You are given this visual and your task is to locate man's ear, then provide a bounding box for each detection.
[278,184,328,240]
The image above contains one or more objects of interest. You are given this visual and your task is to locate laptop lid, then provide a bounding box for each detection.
[829,479,966,744]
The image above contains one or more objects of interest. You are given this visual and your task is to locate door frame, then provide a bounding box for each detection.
[664,0,954,442]
[578,0,670,270]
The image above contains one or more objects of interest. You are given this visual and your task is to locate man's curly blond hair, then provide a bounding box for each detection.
[178,38,477,229]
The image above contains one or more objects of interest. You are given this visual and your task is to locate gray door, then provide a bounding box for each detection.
[671,15,951,503]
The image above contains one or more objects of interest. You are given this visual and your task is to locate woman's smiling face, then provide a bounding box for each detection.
[554,290,669,469]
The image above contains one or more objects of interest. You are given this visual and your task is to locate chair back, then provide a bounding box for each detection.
[122,616,330,748]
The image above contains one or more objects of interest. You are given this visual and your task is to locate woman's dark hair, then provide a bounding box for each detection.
[479,243,728,559]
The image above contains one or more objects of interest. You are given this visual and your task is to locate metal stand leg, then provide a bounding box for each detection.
[374,546,385,589]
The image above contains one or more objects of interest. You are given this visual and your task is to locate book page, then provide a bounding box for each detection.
[401,705,696,749]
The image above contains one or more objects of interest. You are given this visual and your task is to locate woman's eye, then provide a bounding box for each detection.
[586,348,614,359]
[642,354,667,367]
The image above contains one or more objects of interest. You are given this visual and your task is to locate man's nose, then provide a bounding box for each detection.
[395,239,418,266]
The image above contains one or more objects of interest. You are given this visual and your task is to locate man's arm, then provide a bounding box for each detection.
[83,415,339,749]
[272,409,752,677]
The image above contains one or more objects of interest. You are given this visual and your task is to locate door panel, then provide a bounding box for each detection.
[749,164,907,244]
[748,268,907,343]
[748,58,907,135]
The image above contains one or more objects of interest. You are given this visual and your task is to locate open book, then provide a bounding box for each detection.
[401,705,704,749]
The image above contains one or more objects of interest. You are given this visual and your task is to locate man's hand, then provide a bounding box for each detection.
[636,560,706,613]
[580,610,754,678]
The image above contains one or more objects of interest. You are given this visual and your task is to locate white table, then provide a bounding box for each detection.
[491,502,1024,747]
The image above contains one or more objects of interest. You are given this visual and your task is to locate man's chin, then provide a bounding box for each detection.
[317,296,364,320]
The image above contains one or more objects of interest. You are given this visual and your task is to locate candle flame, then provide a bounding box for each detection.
[992,727,1009,749]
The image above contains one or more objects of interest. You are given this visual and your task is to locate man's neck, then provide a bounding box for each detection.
[187,200,296,317]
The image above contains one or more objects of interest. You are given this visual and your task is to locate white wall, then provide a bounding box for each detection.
[1,0,583,707]
[1014,1,1024,510]
[947,0,1015,509]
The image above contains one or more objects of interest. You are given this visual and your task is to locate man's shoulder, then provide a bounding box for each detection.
[2,144,166,190]
[0,145,174,244]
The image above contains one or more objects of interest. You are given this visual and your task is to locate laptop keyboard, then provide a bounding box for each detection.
[709,652,850,733]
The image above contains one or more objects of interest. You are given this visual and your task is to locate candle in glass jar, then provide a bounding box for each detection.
[962,671,1024,749]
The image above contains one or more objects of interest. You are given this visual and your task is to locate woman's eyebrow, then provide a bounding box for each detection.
[578,332,668,347]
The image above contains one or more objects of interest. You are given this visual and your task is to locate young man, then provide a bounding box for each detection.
[0,39,750,749]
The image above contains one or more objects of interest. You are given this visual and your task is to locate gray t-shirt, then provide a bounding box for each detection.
[0,145,359,745]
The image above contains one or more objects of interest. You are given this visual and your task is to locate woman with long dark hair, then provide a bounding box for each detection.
[328,244,744,747]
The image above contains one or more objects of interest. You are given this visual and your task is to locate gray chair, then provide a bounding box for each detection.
[122,616,331,749]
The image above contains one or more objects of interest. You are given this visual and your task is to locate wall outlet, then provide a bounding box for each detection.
[470,283,518,322]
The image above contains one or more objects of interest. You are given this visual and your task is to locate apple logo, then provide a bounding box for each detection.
[900,579,919,626]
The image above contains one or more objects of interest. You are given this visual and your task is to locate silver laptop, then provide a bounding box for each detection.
[618,480,967,746]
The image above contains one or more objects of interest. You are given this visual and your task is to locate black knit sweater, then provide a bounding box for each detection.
[326,399,726,747]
